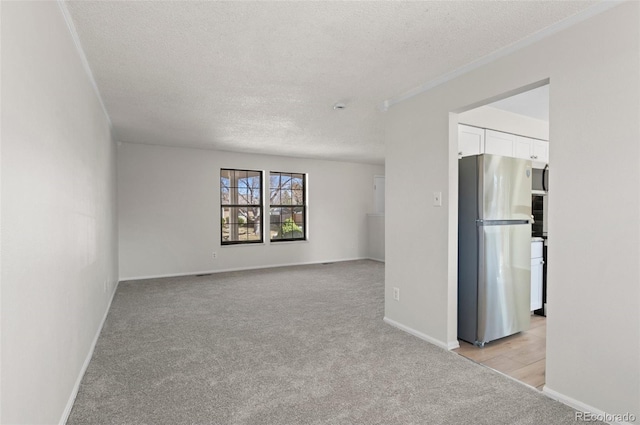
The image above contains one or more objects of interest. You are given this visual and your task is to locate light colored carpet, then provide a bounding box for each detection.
[68,260,592,424]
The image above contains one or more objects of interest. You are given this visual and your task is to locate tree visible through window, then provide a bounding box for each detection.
[269,172,306,241]
[220,169,263,244]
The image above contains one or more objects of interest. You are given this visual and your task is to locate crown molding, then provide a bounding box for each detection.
[381,1,625,111]
[57,0,112,129]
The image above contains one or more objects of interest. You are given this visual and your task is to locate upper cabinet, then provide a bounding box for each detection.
[514,135,549,167]
[532,140,549,166]
[459,125,549,169]
[458,125,484,158]
[485,130,516,157]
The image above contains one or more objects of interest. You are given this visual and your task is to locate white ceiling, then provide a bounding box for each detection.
[65,1,596,164]
[490,85,550,122]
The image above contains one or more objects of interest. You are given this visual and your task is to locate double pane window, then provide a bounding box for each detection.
[220,169,306,244]
[269,172,306,242]
[220,169,263,244]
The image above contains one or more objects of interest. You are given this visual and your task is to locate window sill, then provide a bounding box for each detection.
[220,240,309,247]
[221,243,266,248]
[270,239,309,245]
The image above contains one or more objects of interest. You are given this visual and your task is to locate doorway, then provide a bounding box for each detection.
[453,84,549,390]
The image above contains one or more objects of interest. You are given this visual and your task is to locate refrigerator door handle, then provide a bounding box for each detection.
[476,219,530,226]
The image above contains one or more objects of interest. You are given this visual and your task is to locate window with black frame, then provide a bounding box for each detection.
[220,169,263,245]
[269,172,306,242]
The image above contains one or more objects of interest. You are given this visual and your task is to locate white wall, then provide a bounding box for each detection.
[1,2,118,424]
[118,143,383,279]
[458,105,549,140]
[384,2,639,418]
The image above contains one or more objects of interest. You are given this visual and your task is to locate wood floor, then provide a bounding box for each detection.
[454,315,546,390]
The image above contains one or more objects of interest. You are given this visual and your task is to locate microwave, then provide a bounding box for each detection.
[532,165,549,192]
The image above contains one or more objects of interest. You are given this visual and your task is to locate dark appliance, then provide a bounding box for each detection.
[531,194,545,238]
[531,165,549,317]
[532,165,549,192]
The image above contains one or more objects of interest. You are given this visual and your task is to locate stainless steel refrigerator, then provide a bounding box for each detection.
[458,154,532,346]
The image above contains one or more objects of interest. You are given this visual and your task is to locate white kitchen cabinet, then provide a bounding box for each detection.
[531,240,544,311]
[515,135,549,168]
[485,130,515,157]
[458,126,549,168]
[514,137,532,160]
[458,125,484,158]
[531,139,549,164]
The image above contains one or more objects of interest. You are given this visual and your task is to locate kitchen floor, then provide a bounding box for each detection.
[454,315,546,390]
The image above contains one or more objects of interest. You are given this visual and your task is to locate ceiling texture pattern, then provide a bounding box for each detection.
[66,1,597,164]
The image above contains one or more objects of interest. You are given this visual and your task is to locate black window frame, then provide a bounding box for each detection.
[269,171,307,242]
[220,168,264,245]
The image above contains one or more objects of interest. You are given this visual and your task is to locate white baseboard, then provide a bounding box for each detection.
[119,257,373,282]
[543,387,637,425]
[59,281,120,425]
[383,317,458,350]
[447,340,460,350]
[367,257,385,263]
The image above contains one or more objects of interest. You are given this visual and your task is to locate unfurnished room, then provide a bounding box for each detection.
[1,1,639,425]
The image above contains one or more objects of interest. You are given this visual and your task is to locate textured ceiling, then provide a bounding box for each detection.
[65,1,596,164]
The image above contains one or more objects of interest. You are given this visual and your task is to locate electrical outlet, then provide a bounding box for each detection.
[393,287,400,301]
[212,252,218,259]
